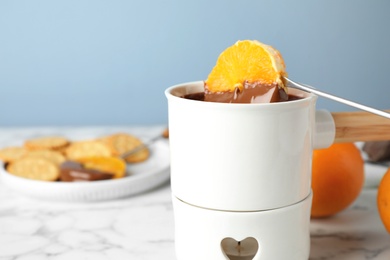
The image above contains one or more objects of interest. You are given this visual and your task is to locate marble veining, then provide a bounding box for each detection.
[0,126,389,260]
[0,182,175,260]
[310,189,390,260]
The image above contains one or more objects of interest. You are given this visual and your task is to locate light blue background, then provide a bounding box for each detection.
[1,0,389,126]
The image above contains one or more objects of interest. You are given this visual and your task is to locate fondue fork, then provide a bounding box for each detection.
[284,77,390,120]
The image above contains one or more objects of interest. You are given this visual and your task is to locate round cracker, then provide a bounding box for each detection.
[65,140,112,161]
[24,136,69,150]
[104,133,150,163]
[0,146,28,162]
[22,149,66,166]
[7,158,59,181]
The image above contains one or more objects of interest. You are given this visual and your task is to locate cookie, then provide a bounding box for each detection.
[7,158,60,181]
[77,156,127,179]
[24,136,69,151]
[22,149,66,166]
[65,140,112,161]
[0,146,27,162]
[102,133,149,163]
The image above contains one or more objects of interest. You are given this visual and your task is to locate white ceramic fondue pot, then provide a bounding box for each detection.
[165,81,335,260]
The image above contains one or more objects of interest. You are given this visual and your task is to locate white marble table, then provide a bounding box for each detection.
[0,127,389,260]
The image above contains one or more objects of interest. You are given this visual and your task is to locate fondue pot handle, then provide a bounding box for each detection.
[314,110,336,149]
[332,110,390,143]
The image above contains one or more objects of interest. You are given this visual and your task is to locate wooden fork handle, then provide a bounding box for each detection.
[332,110,390,143]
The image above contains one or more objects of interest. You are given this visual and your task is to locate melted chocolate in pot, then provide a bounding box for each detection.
[181,82,303,103]
[182,91,303,103]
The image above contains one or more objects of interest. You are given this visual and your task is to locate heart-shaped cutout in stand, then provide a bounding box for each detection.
[221,237,259,260]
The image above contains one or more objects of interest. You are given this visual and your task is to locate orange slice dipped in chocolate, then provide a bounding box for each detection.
[76,156,127,179]
[205,40,288,103]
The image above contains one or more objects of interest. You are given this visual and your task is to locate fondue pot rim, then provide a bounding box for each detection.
[165,80,316,109]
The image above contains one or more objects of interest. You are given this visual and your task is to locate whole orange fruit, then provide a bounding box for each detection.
[377,167,390,232]
[311,143,364,218]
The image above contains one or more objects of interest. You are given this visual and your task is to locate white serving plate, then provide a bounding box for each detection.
[0,140,170,202]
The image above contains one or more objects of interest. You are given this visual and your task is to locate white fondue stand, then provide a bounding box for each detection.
[166,81,335,260]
